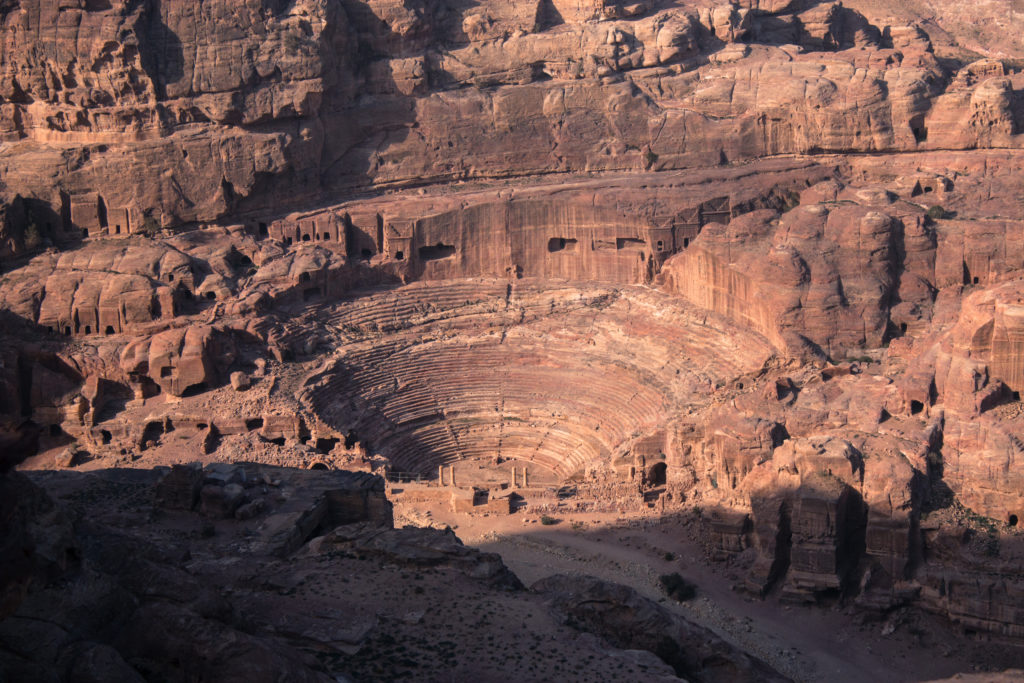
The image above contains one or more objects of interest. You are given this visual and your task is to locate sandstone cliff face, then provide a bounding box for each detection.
[2,0,1024,656]
[0,0,1022,235]
[661,177,1024,359]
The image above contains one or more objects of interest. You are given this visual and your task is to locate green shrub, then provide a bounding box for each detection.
[926,205,950,221]
[659,573,697,602]
[139,215,161,237]
[540,515,558,526]
[23,222,41,250]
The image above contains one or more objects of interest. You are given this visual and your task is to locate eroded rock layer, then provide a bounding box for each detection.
[2,0,1024,676]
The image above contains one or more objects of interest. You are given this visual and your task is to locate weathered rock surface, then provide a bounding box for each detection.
[0,464,717,681]
[1,0,1024,673]
[0,0,1023,235]
[533,573,788,682]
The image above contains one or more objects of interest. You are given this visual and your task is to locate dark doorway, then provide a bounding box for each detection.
[648,462,667,487]
[419,243,456,261]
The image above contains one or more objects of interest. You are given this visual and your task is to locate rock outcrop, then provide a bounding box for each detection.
[0,0,1022,233]
[2,0,1024,669]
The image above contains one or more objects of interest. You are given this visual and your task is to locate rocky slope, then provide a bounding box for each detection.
[2,0,1024,678]
[0,463,787,682]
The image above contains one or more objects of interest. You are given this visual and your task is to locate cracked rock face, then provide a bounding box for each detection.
[2,0,1024,678]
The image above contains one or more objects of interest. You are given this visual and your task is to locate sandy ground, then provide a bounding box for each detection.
[397,501,1024,683]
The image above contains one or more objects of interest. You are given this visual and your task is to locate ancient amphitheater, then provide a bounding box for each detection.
[3,0,1024,681]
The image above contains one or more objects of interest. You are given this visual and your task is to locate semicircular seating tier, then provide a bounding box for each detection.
[298,279,775,482]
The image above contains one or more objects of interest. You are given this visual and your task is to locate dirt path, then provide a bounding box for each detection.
[404,506,1013,683]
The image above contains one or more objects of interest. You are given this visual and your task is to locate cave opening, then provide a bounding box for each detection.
[910,400,924,415]
[181,382,209,397]
[547,237,578,253]
[616,237,644,249]
[1010,514,1019,527]
[419,243,455,261]
[316,437,340,454]
[648,462,667,487]
[141,421,164,450]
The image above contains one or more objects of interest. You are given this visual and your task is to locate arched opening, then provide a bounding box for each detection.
[167,273,174,282]
[310,462,329,471]
[648,462,667,487]
[395,250,404,260]
[361,248,373,259]
[900,322,908,334]
[84,325,91,334]
[656,240,664,251]
[82,228,89,238]
[105,326,115,335]
[302,234,311,242]
[101,430,112,444]
[910,400,924,415]
[683,237,690,248]
[299,272,311,283]
[1008,514,1018,527]
[64,326,71,336]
